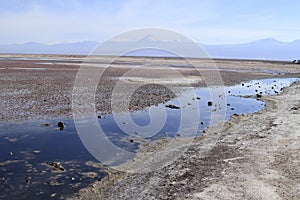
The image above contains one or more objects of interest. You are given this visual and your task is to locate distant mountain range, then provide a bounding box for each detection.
[0,38,299,61]
[205,38,300,61]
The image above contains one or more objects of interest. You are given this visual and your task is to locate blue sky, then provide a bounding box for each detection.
[0,0,299,44]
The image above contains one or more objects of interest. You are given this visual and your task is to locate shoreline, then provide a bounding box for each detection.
[73,81,300,199]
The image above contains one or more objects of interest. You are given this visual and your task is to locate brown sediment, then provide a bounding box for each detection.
[0,55,299,122]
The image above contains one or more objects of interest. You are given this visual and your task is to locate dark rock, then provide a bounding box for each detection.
[46,162,65,172]
[227,103,231,106]
[41,123,52,127]
[57,121,65,130]
[207,101,213,106]
[129,139,134,143]
[256,94,262,98]
[166,104,180,109]
[196,97,201,100]
[291,107,298,110]
[25,176,31,183]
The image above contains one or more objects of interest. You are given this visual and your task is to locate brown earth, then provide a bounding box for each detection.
[0,55,299,121]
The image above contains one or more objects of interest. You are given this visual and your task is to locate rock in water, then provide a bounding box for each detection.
[57,121,65,130]
[46,162,65,172]
[41,123,52,127]
[166,104,180,109]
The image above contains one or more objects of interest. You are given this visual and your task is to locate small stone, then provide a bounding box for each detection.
[25,176,31,183]
[57,121,65,130]
[33,150,41,154]
[207,101,213,106]
[50,193,57,198]
[41,123,52,127]
[166,104,180,109]
[256,94,262,98]
[8,152,13,156]
[46,162,65,172]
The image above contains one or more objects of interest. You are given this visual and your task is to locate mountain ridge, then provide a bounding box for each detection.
[0,38,299,61]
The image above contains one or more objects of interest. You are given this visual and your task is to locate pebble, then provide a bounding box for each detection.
[57,121,65,130]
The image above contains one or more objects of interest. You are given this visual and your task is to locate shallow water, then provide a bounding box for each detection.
[0,78,298,199]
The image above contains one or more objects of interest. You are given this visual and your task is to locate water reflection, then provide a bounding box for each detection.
[0,78,298,199]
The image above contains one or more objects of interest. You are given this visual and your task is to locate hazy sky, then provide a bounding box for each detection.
[1,0,299,44]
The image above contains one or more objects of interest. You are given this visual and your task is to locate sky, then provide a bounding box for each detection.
[0,0,300,45]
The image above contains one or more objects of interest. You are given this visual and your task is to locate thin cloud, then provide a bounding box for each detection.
[0,0,299,44]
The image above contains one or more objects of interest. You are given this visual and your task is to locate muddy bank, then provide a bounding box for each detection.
[73,81,300,200]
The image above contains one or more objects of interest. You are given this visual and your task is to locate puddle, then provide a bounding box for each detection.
[0,77,298,199]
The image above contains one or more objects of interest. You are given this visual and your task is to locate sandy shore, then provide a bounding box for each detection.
[74,79,300,200]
